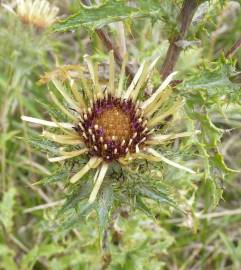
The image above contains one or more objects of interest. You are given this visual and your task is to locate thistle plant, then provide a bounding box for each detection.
[22,52,197,211]
[20,0,240,239]
[1,0,241,269]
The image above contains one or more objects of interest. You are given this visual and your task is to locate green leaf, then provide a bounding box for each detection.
[184,61,239,209]
[28,136,59,155]
[35,98,64,120]
[59,181,92,215]
[211,150,239,173]
[53,0,177,32]
[53,1,138,32]
[136,185,177,209]
[0,188,16,233]
[35,168,70,185]
[59,203,95,232]
[96,183,113,236]
[190,107,222,148]
[183,61,241,105]
[205,178,223,209]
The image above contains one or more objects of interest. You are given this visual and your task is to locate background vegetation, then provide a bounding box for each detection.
[0,0,241,269]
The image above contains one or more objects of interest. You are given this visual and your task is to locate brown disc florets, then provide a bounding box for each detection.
[74,94,148,161]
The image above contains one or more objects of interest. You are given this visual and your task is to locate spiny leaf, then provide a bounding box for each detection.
[53,1,139,32]
[35,98,64,120]
[193,107,222,147]
[53,0,177,32]
[211,149,239,173]
[205,178,223,209]
[35,168,70,185]
[28,136,59,155]
[184,61,238,208]
[58,181,92,215]
[183,61,241,104]
[59,203,95,232]
[136,185,177,209]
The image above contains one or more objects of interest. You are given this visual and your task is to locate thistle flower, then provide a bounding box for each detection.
[3,0,59,29]
[22,52,197,204]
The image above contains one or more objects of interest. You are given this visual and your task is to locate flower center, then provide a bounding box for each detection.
[75,95,148,161]
[93,107,132,142]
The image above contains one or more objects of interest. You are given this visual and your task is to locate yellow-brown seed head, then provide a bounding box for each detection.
[74,95,148,161]
[93,107,132,142]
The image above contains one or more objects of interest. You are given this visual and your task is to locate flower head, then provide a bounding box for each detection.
[11,0,59,29]
[22,52,197,203]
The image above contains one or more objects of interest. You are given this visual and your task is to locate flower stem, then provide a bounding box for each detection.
[225,37,241,58]
[160,0,200,79]
[81,0,135,80]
